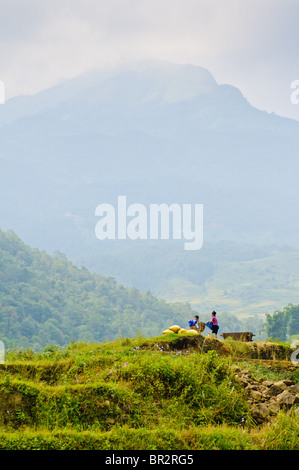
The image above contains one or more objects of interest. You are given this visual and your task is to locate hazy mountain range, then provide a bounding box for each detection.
[1,60,299,317]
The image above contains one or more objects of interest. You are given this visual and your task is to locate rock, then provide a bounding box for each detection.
[289,384,299,394]
[251,390,263,402]
[267,381,288,396]
[262,390,272,399]
[268,402,280,415]
[273,380,289,390]
[238,365,299,423]
[282,379,296,386]
[258,385,269,394]
[262,380,273,387]
[263,387,277,398]
[276,390,299,407]
[251,403,269,423]
[236,376,250,386]
[221,332,255,341]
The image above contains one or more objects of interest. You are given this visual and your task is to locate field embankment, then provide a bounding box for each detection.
[0,334,298,450]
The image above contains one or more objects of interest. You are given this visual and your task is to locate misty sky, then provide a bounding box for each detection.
[1,0,299,120]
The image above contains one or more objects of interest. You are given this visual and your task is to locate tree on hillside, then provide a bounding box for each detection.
[264,303,299,342]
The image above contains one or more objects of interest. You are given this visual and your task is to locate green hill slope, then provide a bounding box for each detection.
[0,336,298,450]
[0,229,194,350]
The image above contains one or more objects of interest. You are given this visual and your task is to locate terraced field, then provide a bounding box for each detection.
[0,335,298,450]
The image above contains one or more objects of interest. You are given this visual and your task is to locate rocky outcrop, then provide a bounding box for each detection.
[234,367,299,424]
[221,332,255,342]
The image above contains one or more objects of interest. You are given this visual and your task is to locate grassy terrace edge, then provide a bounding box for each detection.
[0,334,298,450]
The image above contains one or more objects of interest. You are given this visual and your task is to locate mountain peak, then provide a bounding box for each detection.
[106,60,218,104]
[0,61,219,126]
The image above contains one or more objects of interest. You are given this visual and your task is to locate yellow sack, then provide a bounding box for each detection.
[162,329,174,335]
[168,325,181,333]
[187,329,198,335]
[178,328,188,334]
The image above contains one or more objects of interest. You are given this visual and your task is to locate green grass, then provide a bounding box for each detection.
[0,336,298,450]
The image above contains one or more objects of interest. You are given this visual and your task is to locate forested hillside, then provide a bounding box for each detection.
[265,304,299,343]
[0,230,194,350]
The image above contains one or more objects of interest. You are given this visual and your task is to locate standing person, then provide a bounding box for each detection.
[208,311,219,339]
